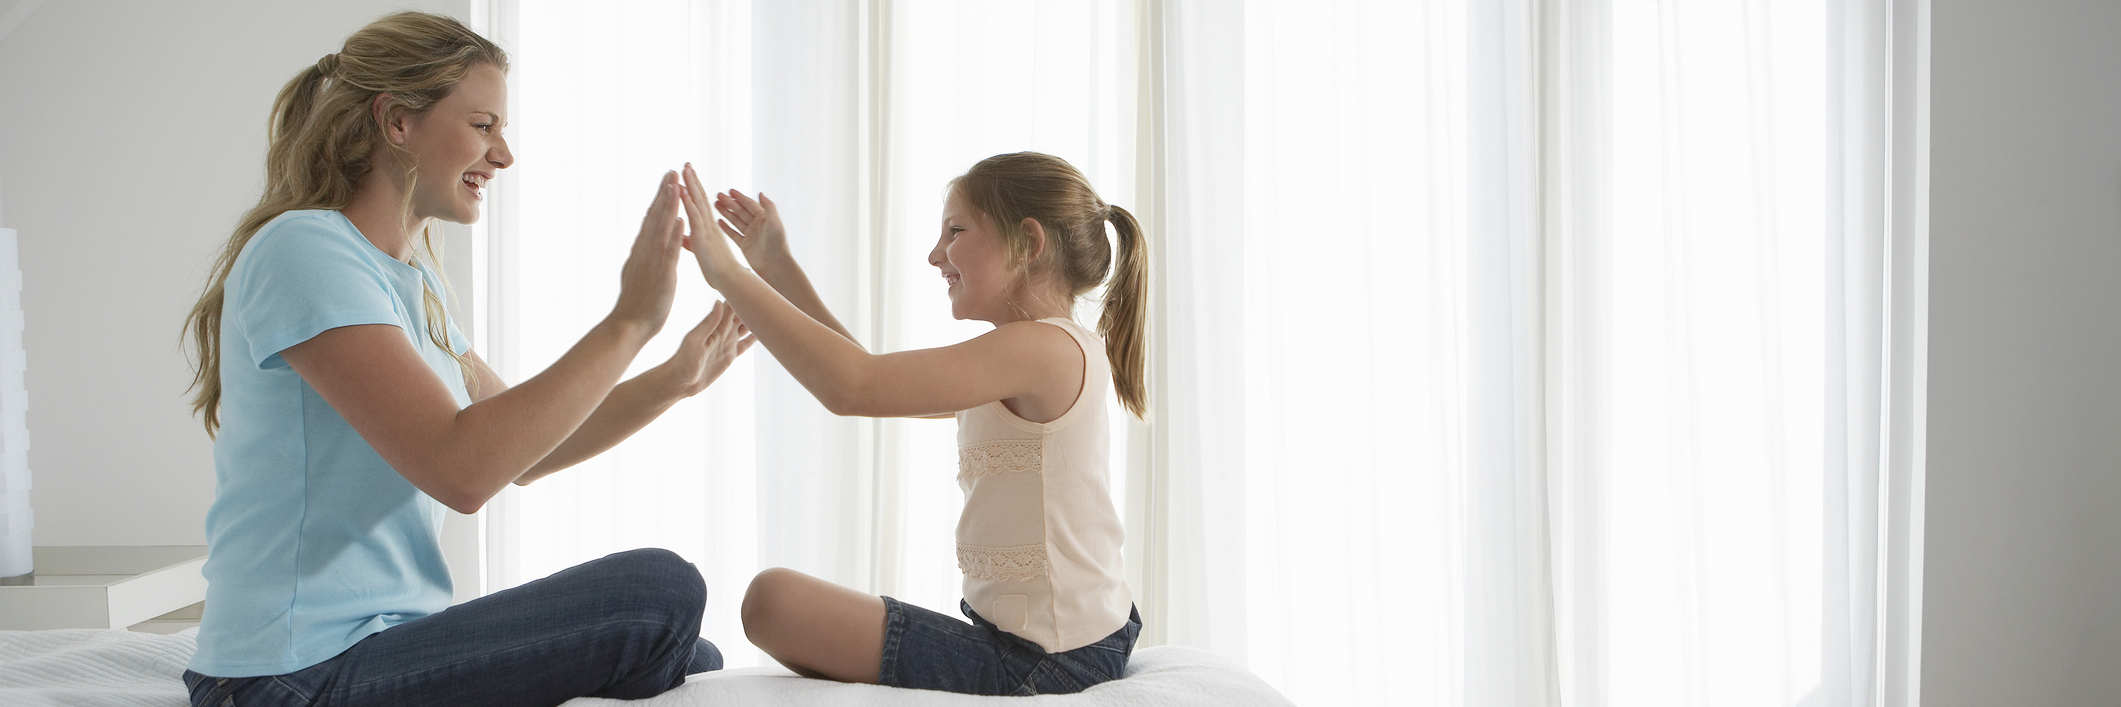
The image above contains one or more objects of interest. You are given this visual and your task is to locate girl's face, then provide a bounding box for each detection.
[402,63,512,225]
[930,191,1019,323]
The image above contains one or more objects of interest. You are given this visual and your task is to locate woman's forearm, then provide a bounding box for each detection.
[514,365,682,484]
[432,316,654,504]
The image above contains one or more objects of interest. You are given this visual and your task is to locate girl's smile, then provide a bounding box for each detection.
[930,191,1015,323]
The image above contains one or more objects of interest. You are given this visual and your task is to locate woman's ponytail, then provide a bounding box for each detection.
[1101,205,1148,419]
[184,13,505,436]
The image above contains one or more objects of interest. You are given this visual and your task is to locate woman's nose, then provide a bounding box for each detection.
[490,137,514,169]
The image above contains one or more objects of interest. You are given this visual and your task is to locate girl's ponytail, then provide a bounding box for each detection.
[950,152,1150,419]
[1100,205,1148,419]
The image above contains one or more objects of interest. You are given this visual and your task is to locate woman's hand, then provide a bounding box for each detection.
[712,186,788,267]
[680,163,749,286]
[612,171,687,335]
[650,300,756,397]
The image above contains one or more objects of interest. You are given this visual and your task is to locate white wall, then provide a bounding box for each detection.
[0,0,471,548]
[1924,1,2121,705]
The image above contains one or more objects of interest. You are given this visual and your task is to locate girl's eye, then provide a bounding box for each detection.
[474,123,494,132]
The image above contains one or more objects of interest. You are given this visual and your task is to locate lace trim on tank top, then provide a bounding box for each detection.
[958,439,1041,480]
[956,542,1051,582]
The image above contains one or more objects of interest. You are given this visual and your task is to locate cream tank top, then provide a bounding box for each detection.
[954,317,1133,653]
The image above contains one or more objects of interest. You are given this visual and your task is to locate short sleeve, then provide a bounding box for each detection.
[228,214,407,369]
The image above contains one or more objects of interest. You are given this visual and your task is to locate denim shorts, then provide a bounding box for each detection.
[877,596,1141,695]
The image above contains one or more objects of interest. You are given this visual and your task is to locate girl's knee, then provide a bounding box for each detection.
[740,567,804,639]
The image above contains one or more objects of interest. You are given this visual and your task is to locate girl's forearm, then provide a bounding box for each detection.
[716,267,876,415]
[750,251,861,347]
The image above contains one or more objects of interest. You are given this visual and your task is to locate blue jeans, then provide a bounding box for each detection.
[181,548,722,707]
[877,597,1141,695]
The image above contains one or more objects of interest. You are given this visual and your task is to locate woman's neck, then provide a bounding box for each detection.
[341,167,421,263]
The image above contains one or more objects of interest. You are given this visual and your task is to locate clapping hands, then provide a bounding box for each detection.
[651,299,754,398]
[679,164,750,285]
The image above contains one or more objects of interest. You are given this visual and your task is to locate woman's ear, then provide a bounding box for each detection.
[372,93,408,146]
[1020,217,1048,264]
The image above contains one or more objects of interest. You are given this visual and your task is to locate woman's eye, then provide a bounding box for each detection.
[474,123,494,132]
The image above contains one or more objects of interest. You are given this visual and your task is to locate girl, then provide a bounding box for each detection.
[180,12,753,706]
[676,152,1147,695]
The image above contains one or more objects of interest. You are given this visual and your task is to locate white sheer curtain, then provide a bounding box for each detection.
[1153,0,1896,705]
[475,0,768,663]
[1541,1,1894,706]
[1150,1,1551,704]
[475,0,1908,704]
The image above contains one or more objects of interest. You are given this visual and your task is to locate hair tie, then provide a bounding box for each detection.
[315,53,341,76]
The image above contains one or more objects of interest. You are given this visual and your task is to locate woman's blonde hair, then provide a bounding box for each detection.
[950,152,1150,419]
[183,11,506,436]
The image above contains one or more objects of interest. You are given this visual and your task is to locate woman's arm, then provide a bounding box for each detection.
[680,166,1082,421]
[281,173,689,514]
[515,301,753,484]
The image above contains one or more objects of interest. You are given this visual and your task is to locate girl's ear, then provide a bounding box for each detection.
[1020,217,1048,264]
[372,93,408,146]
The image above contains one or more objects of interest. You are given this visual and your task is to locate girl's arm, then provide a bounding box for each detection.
[280,173,689,514]
[708,183,859,346]
[680,166,1083,420]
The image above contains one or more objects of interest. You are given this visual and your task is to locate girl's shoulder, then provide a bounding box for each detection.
[990,317,1095,355]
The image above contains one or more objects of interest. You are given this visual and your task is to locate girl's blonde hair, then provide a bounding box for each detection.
[183,11,506,436]
[950,152,1150,419]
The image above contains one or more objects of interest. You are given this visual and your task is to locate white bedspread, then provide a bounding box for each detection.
[0,628,1292,707]
[0,628,193,707]
[566,646,1295,707]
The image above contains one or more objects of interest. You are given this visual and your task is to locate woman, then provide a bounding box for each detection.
[179,12,748,706]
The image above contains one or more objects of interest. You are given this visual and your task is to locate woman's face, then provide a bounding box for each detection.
[930,191,1017,323]
[402,63,512,225]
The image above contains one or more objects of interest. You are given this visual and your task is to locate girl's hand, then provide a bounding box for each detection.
[613,172,686,334]
[680,163,748,285]
[653,300,756,397]
[713,187,788,267]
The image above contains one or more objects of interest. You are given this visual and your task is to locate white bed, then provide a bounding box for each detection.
[0,628,1294,707]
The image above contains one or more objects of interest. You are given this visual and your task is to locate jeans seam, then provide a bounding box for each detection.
[333,618,683,694]
[877,598,908,685]
[1049,650,1116,683]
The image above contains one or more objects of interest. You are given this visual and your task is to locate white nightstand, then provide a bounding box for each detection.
[0,546,208,630]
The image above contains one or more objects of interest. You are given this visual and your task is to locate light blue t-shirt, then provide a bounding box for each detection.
[190,210,471,677]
